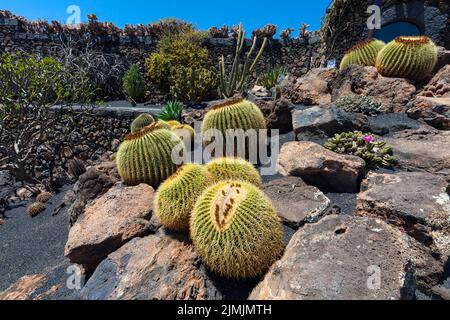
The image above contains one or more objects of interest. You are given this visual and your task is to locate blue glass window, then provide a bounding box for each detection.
[375,21,422,42]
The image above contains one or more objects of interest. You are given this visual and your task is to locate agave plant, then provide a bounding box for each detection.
[258,66,287,90]
[156,100,184,121]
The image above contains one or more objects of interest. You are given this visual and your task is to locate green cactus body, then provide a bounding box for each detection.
[36,192,53,203]
[375,36,438,81]
[190,180,284,279]
[166,120,182,129]
[205,157,262,187]
[116,122,185,188]
[27,202,45,217]
[155,163,211,232]
[201,98,266,158]
[131,113,155,133]
[340,39,385,71]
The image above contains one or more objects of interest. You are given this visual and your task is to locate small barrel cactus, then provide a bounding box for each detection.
[131,113,155,133]
[155,163,211,233]
[340,39,385,71]
[324,131,395,169]
[205,157,262,187]
[27,202,45,217]
[190,181,284,279]
[201,97,266,158]
[375,35,438,81]
[335,95,385,116]
[166,120,182,129]
[36,192,53,204]
[67,158,86,180]
[116,122,186,188]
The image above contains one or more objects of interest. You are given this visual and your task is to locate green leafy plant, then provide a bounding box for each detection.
[258,66,287,90]
[156,100,184,121]
[335,95,385,116]
[169,66,218,103]
[122,64,145,103]
[218,23,268,98]
[324,131,395,169]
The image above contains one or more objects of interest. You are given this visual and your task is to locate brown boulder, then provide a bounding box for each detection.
[407,96,450,130]
[277,141,366,193]
[75,234,223,300]
[419,64,450,98]
[249,215,443,300]
[281,68,337,105]
[64,183,156,270]
[262,176,331,229]
[256,98,294,134]
[331,65,416,113]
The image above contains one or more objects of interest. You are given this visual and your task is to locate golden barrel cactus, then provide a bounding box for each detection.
[204,157,262,187]
[130,113,155,133]
[340,39,385,71]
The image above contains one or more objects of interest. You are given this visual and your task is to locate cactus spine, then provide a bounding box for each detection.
[155,163,211,232]
[131,113,155,133]
[36,192,53,203]
[375,36,438,81]
[205,157,262,187]
[340,39,385,71]
[190,181,284,279]
[27,202,45,217]
[116,122,185,188]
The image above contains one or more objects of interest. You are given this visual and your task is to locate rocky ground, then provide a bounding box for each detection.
[0,63,449,300]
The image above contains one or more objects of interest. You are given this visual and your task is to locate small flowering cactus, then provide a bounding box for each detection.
[324,131,395,169]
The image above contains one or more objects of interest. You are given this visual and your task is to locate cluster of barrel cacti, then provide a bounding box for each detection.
[26,191,53,218]
[324,131,395,169]
[340,35,438,82]
[153,157,284,279]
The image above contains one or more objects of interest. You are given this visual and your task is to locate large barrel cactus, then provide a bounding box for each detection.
[375,35,438,81]
[130,113,155,133]
[155,163,211,233]
[340,39,385,71]
[201,97,266,158]
[116,122,185,188]
[204,157,262,187]
[190,180,284,279]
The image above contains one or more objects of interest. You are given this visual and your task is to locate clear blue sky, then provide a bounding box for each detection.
[0,0,331,36]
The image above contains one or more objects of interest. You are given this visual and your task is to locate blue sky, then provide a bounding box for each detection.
[0,0,332,36]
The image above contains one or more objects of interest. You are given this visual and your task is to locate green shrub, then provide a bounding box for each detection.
[122,65,145,103]
[258,66,287,90]
[145,29,218,101]
[170,66,218,103]
[324,131,395,169]
[335,95,385,116]
[156,100,184,121]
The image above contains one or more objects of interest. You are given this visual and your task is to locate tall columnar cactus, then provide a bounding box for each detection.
[218,23,268,98]
[190,181,284,279]
[116,122,185,188]
[131,113,155,133]
[339,39,385,71]
[155,163,211,232]
[375,36,438,81]
[205,157,262,187]
[201,97,266,157]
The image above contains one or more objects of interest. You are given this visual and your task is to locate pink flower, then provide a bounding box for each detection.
[363,135,373,143]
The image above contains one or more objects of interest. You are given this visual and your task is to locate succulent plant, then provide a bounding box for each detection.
[36,192,53,204]
[324,131,395,169]
[155,163,211,232]
[339,39,385,71]
[205,157,262,187]
[335,95,385,116]
[116,122,185,188]
[67,158,86,180]
[27,202,45,217]
[131,113,155,133]
[122,64,145,103]
[201,97,266,157]
[375,36,438,81]
[166,120,182,128]
[190,180,284,279]
[156,100,184,121]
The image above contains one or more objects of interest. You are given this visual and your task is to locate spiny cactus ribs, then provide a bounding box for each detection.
[205,157,262,187]
[116,122,185,188]
[155,163,210,232]
[375,35,437,81]
[27,202,45,217]
[130,113,155,133]
[36,192,53,203]
[201,97,266,158]
[190,181,284,279]
[340,39,385,71]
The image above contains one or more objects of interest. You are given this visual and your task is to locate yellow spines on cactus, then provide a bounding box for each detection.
[130,113,155,133]
[340,39,385,71]
[201,97,266,157]
[375,35,438,81]
[116,122,186,188]
[205,157,262,187]
[166,120,182,128]
[36,192,53,203]
[155,163,211,233]
[190,181,284,279]
[27,202,45,217]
